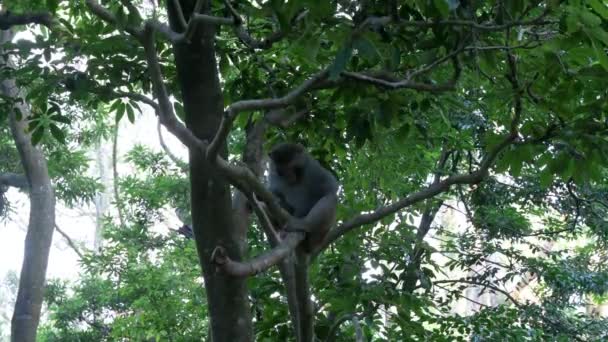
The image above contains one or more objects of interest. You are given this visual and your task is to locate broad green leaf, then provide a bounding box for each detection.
[49,123,66,144]
[51,115,71,125]
[589,0,608,19]
[329,45,353,80]
[433,0,450,18]
[353,36,380,65]
[115,102,126,123]
[126,103,135,123]
[592,40,608,71]
[31,126,44,145]
[539,168,554,189]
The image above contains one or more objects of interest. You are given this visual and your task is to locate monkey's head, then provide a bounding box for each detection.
[269,143,307,185]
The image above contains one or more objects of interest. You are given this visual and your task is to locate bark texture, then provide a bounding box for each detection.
[167,1,253,340]
[0,30,56,342]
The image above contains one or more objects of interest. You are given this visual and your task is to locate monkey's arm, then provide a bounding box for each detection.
[284,193,337,233]
[272,190,295,215]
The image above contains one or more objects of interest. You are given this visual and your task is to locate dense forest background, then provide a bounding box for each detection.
[2,0,608,341]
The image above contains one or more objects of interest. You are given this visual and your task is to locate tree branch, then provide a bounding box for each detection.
[141,23,207,151]
[113,91,158,110]
[119,0,141,22]
[0,172,28,189]
[215,157,291,225]
[342,53,462,92]
[54,224,85,260]
[433,279,521,307]
[156,119,188,172]
[84,0,142,38]
[169,0,188,30]
[0,11,53,29]
[112,124,125,227]
[318,52,524,253]
[265,108,311,128]
[369,7,553,32]
[206,69,328,161]
[212,232,305,277]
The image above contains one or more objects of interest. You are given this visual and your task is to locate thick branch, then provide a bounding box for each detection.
[229,70,329,114]
[85,0,142,38]
[207,69,328,161]
[215,157,290,225]
[0,172,28,189]
[119,0,141,22]
[212,232,305,277]
[265,108,311,128]
[0,11,53,29]
[170,0,188,29]
[141,23,207,151]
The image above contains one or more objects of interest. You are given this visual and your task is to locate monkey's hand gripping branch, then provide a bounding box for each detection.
[211,231,304,277]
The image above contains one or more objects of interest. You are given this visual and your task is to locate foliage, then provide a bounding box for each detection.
[39,145,206,341]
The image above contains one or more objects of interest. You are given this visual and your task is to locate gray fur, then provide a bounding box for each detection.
[269,151,338,218]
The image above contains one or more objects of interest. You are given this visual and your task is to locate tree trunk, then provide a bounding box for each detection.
[0,30,56,342]
[167,1,252,340]
[93,139,112,250]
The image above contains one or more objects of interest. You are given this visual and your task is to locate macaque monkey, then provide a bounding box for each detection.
[268,143,338,252]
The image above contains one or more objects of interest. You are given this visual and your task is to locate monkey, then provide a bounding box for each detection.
[267,143,338,252]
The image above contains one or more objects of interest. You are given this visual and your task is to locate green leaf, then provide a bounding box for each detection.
[115,102,126,123]
[126,103,135,123]
[47,0,59,12]
[579,8,602,27]
[329,45,353,80]
[49,124,66,144]
[539,168,554,189]
[51,114,71,125]
[433,0,450,18]
[592,40,608,71]
[293,32,321,64]
[31,127,44,145]
[589,0,608,19]
[47,101,61,116]
[353,36,380,65]
[43,48,51,62]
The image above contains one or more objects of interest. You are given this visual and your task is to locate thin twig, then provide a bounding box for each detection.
[157,119,188,172]
[55,223,85,260]
[433,279,521,307]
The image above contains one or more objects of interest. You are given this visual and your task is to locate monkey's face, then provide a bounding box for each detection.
[269,143,306,184]
[275,161,302,185]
